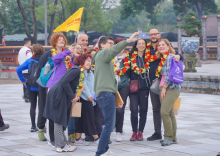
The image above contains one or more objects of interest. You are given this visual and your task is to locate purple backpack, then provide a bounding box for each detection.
[169,58,183,84]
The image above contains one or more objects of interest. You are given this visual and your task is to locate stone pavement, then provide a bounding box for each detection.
[0,84,220,156]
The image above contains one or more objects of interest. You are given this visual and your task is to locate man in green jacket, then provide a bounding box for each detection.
[93,32,139,156]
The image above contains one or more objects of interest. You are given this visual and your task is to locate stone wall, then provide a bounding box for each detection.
[182,75,220,94]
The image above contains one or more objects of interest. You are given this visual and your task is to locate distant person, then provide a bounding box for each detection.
[77,33,88,52]
[16,44,45,132]
[0,109,9,131]
[18,38,32,102]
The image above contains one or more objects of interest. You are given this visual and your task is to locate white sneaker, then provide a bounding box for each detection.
[107,149,115,156]
[94,138,99,146]
[74,138,89,146]
[116,132,122,142]
[100,149,115,156]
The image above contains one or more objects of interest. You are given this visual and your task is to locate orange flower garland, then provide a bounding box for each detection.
[145,42,158,62]
[51,48,73,70]
[131,51,149,74]
[112,52,130,76]
[155,52,169,77]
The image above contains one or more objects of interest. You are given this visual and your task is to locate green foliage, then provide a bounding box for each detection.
[104,6,149,33]
[120,0,164,25]
[176,12,202,37]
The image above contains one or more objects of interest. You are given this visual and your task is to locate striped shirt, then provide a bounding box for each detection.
[161,54,181,92]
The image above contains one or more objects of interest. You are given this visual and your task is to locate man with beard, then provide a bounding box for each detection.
[146,29,184,141]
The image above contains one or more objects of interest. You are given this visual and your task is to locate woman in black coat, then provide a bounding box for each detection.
[44,53,90,153]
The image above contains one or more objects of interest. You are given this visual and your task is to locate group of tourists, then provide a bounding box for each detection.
[15,28,183,156]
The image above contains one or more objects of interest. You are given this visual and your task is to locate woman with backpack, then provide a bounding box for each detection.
[16,43,45,132]
[157,39,181,146]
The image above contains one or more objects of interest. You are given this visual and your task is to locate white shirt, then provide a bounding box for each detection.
[18,46,32,73]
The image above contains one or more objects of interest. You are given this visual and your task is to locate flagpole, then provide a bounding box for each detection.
[44,0,48,46]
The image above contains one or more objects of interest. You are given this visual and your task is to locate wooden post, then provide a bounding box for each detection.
[202,16,207,61]
[177,18,182,55]
[217,15,220,61]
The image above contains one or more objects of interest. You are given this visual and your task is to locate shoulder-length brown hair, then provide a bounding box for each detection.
[156,39,175,59]
[50,32,67,48]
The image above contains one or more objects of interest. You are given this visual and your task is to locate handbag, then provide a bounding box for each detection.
[70,101,82,117]
[129,80,139,93]
[150,78,160,95]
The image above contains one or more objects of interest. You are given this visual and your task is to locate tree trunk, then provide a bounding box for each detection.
[193,1,202,20]
[173,0,188,15]
[30,0,38,43]
[17,0,36,43]
[47,0,58,42]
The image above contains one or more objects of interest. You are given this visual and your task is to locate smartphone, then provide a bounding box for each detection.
[138,33,149,39]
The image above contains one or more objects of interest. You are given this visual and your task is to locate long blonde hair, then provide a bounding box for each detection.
[156,39,175,59]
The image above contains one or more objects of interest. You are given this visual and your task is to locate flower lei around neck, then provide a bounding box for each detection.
[155,52,169,77]
[76,65,85,93]
[112,51,130,75]
[130,50,149,74]
[145,42,158,62]
[51,48,73,70]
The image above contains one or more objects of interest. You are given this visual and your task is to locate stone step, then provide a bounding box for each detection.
[182,74,220,95]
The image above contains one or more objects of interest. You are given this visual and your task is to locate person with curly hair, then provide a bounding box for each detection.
[16,44,45,132]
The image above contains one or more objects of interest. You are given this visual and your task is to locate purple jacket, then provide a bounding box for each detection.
[46,50,74,88]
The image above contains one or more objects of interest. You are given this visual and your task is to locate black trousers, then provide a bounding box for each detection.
[115,86,129,133]
[129,89,149,133]
[37,85,54,142]
[0,110,4,127]
[29,90,39,127]
[23,73,30,99]
[150,90,162,134]
[76,98,98,136]
[94,103,103,135]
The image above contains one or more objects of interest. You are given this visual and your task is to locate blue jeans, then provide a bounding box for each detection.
[96,92,116,156]
[68,117,78,136]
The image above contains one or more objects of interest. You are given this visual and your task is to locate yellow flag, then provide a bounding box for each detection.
[53,7,84,33]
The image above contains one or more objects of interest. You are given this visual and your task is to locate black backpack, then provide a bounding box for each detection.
[28,61,39,88]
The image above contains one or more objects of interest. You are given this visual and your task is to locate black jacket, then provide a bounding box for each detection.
[43,66,80,127]
[36,50,52,78]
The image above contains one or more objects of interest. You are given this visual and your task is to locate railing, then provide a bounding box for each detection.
[0,46,218,66]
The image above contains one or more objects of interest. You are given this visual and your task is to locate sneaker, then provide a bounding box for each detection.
[106,149,115,156]
[217,152,220,156]
[130,132,137,141]
[74,138,89,146]
[94,138,99,146]
[161,139,173,146]
[68,133,76,143]
[116,132,122,142]
[30,126,39,132]
[48,141,55,147]
[25,98,30,103]
[147,132,162,141]
[160,139,178,144]
[137,131,143,141]
[56,144,76,152]
[0,124,9,131]
[38,131,47,141]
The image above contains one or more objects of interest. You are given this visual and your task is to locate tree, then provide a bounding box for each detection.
[173,0,218,20]
[120,0,164,25]
[176,11,202,37]
[17,0,38,43]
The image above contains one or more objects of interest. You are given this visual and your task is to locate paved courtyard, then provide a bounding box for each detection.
[0,83,220,156]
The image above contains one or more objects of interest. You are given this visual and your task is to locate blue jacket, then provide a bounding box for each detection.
[16,58,39,91]
[80,70,95,101]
